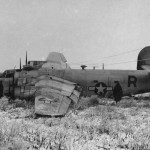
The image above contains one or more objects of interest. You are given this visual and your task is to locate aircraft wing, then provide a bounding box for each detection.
[34,76,80,116]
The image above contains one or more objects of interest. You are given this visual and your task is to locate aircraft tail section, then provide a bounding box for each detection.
[137,46,150,70]
[42,52,71,70]
[46,52,67,62]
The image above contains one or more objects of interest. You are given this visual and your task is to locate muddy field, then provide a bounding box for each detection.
[0,96,150,150]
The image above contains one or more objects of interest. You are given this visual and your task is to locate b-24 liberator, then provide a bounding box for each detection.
[0,46,150,116]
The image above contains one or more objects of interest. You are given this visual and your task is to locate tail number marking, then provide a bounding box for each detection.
[128,75,137,87]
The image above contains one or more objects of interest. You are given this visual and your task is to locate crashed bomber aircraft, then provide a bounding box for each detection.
[1,46,150,116]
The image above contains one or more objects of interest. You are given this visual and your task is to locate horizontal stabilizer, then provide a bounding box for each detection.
[140,65,150,71]
[42,52,71,70]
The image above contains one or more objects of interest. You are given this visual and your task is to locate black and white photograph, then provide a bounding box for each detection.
[0,0,150,149]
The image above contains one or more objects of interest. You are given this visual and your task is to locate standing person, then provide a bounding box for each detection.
[113,81,123,104]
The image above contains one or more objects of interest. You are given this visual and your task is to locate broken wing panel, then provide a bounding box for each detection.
[36,75,76,85]
[35,77,81,116]
[69,89,80,104]
[35,79,75,96]
[35,94,71,116]
[69,93,78,104]
[37,87,72,97]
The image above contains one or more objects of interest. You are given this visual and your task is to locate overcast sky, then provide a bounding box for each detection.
[0,0,150,71]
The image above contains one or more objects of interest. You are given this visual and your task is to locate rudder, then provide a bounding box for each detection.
[137,46,150,70]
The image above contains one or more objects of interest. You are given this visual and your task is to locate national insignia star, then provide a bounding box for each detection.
[96,84,106,93]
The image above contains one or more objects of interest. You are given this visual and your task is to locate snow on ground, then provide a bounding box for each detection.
[0,97,150,150]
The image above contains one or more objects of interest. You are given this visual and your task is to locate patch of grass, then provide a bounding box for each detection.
[74,96,99,110]
[97,98,115,106]
[0,97,9,111]
[13,99,26,108]
[0,97,150,149]
[140,101,150,108]
[129,108,139,116]
[119,99,138,108]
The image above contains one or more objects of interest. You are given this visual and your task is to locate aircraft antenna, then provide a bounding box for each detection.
[102,63,104,70]
[69,47,141,65]
[26,51,28,65]
[20,58,21,70]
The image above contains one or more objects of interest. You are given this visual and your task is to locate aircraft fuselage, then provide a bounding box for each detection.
[1,68,150,99]
[64,69,150,97]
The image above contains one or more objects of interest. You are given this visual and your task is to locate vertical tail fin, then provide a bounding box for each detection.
[137,46,150,70]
